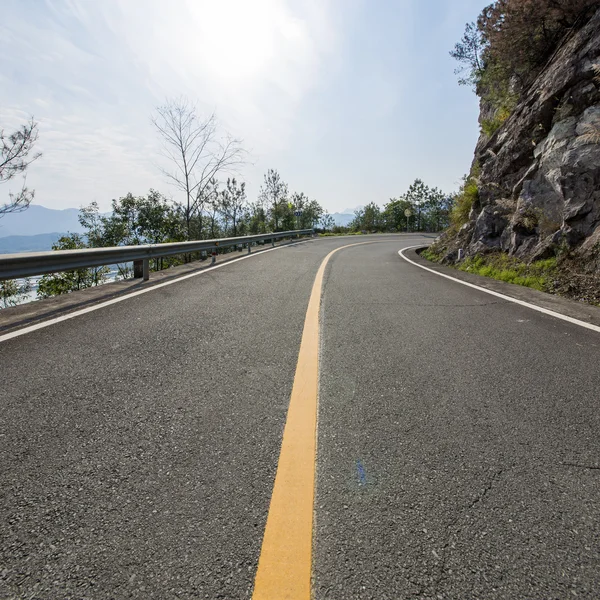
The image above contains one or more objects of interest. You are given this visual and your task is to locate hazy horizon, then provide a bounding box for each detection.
[2,0,484,214]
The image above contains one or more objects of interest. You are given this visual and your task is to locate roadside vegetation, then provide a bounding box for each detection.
[0,278,31,309]
[460,254,557,292]
[421,247,600,306]
[451,0,598,136]
[448,164,480,230]
[421,247,559,293]
[0,116,42,307]
[419,0,600,307]
[22,172,325,302]
[319,179,453,236]
[1,166,455,306]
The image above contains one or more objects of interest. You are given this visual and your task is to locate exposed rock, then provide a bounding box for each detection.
[441,8,600,272]
[472,205,510,248]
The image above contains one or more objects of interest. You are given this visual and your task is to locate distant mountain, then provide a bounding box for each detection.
[0,205,85,237]
[342,205,364,215]
[0,232,65,254]
[329,213,355,226]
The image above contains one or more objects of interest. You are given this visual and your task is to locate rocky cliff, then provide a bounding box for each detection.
[438,7,600,280]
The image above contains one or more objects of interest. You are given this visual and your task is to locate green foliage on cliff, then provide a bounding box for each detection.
[451,0,598,114]
[480,103,516,137]
[450,164,480,228]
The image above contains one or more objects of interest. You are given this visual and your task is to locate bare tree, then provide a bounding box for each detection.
[152,98,245,239]
[1,118,42,218]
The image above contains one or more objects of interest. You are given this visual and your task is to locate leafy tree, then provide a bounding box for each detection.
[382,180,451,233]
[205,179,222,239]
[78,201,108,246]
[478,0,597,86]
[1,278,31,308]
[405,179,430,231]
[78,192,184,276]
[37,234,109,298]
[247,200,268,234]
[452,0,598,102]
[350,203,384,232]
[218,178,247,237]
[320,211,335,231]
[100,191,183,246]
[259,169,288,231]
[280,201,296,231]
[449,22,485,88]
[290,192,306,229]
[1,118,41,217]
[383,197,414,231]
[303,199,324,229]
[423,187,452,232]
[136,190,184,244]
[349,208,365,232]
[363,202,383,231]
[284,192,323,230]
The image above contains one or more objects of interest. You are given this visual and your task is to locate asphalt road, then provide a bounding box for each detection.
[1,234,599,599]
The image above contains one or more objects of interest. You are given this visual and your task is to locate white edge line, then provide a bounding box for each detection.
[0,239,312,343]
[399,245,600,334]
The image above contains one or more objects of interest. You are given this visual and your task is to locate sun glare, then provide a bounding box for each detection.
[188,0,301,81]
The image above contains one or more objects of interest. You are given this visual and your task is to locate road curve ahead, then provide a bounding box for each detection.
[1,235,599,599]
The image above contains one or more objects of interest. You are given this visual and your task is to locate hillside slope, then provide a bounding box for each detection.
[0,205,84,237]
[433,6,600,300]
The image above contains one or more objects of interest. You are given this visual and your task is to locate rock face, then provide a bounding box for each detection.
[444,7,600,270]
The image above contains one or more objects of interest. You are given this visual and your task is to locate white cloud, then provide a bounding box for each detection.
[0,0,342,209]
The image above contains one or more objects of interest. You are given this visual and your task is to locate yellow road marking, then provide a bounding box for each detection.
[252,242,374,600]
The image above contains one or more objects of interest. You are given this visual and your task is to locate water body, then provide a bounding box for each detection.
[7,264,131,308]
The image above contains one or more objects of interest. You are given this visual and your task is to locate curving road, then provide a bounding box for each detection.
[1,235,599,599]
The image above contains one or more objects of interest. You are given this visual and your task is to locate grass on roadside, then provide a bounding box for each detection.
[421,247,444,262]
[458,254,557,292]
[457,255,558,292]
[421,249,558,293]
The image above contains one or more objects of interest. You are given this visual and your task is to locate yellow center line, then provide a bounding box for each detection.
[252,242,375,600]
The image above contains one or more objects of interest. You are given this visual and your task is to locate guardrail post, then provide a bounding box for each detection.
[143,259,150,281]
[271,238,275,247]
[247,243,252,254]
[211,251,216,264]
[133,260,143,278]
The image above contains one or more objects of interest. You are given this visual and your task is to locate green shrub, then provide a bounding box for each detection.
[1,278,32,308]
[481,103,514,136]
[421,247,443,262]
[458,253,557,292]
[451,164,480,228]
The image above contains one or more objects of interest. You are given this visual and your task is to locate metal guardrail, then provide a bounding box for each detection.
[0,230,315,281]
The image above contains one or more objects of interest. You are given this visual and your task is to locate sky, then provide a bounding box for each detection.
[1,0,485,214]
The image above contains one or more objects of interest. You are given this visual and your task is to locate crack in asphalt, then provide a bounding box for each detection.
[561,462,600,470]
[431,468,505,597]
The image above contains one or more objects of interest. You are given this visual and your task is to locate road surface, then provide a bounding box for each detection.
[1,235,599,599]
